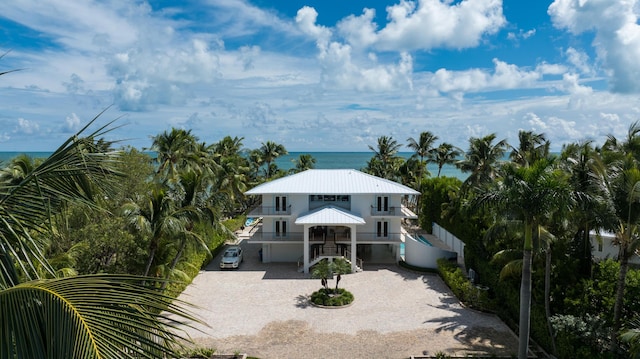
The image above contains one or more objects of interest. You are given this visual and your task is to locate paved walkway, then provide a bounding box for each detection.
[175,242,519,358]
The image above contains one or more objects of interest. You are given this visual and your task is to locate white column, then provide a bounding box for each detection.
[303,224,310,273]
[350,225,357,272]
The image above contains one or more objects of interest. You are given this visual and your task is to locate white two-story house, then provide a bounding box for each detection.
[245,169,421,273]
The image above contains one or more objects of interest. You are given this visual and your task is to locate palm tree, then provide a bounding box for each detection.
[368,136,403,180]
[603,164,640,353]
[457,133,509,190]
[429,142,462,177]
[150,128,199,181]
[121,184,193,278]
[560,140,608,277]
[510,130,550,166]
[407,131,438,180]
[291,154,316,173]
[475,158,571,359]
[0,118,197,357]
[259,141,288,179]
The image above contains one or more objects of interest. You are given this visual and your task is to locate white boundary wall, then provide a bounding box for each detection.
[432,223,465,261]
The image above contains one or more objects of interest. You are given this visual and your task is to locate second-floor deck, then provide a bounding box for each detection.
[247,205,292,217]
[246,227,408,244]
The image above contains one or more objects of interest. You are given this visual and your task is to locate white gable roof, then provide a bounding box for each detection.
[245,169,420,195]
[296,206,365,225]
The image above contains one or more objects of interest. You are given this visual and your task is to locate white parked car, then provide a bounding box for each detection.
[220,246,243,269]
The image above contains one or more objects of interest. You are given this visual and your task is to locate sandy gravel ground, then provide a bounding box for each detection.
[175,243,518,358]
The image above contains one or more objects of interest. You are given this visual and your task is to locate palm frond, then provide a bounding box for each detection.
[0,274,202,359]
[0,114,123,286]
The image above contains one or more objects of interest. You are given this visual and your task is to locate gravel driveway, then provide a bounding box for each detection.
[175,242,519,358]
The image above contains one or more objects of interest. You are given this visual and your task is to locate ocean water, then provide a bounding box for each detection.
[276,152,466,180]
[0,151,467,180]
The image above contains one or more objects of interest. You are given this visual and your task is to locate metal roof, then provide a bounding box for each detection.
[295,205,365,225]
[245,169,420,195]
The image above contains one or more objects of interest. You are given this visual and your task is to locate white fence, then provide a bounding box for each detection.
[432,222,465,260]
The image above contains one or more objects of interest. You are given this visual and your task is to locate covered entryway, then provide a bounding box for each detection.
[296,205,365,273]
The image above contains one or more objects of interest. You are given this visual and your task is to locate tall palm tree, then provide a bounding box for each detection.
[368,136,403,180]
[457,133,508,190]
[151,128,199,181]
[603,163,640,353]
[291,154,316,173]
[559,140,608,277]
[475,158,571,359]
[510,130,550,166]
[259,141,287,180]
[0,118,197,358]
[407,131,438,180]
[429,142,462,177]
[121,184,193,278]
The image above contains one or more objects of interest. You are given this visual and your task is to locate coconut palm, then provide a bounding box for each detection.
[291,154,316,173]
[559,140,609,277]
[368,136,403,180]
[602,163,640,353]
[0,118,197,358]
[259,141,288,180]
[121,183,194,279]
[151,128,199,181]
[457,133,508,190]
[475,158,571,359]
[407,131,438,179]
[430,142,462,177]
[510,130,550,166]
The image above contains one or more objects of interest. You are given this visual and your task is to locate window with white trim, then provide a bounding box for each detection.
[275,220,288,237]
[376,220,389,238]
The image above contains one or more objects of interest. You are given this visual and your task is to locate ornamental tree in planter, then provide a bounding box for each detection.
[310,258,354,306]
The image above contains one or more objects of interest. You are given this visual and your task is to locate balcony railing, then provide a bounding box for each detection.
[370,205,417,218]
[247,205,291,216]
[247,229,404,243]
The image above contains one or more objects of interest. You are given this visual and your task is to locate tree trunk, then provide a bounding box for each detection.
[544,246,557,355]
[611,247,629,354]
[519,249,532,359]
[143,246,157,278]
[161,240,186,290]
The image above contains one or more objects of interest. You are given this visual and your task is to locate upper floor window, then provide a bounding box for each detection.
[275,196,287,213]
[376,196,389,212]
[275,220,287,237]
[309,194,350,210]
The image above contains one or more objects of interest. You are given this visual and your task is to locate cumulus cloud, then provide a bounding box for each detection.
[334,0,506,51]
[549,0,640,92]
[430,58,540,93]
[15,118,40,135]
[108,38,222,110]
[63,113,81,133]
[296,7,414,92]
[565,47,594,76]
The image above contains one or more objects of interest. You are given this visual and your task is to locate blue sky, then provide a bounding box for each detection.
[1,0,639,152]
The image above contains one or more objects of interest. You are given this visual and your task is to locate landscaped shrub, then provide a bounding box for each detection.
[310,288,354,306]
[436,258,491,311]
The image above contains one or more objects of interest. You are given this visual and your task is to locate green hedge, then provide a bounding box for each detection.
[310,288,354,306]
[437,258,491,311]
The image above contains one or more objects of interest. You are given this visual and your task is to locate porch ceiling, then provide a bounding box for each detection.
[295,205,365,226]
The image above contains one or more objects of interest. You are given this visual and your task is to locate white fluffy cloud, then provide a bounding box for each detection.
[549,0,640,92]
[296,7,414,92]
[64,113,81,133]
[430,58,540,93]
[335,0,506,51]
[15,118,40,135]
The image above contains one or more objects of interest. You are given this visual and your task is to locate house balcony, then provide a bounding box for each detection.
[247,205,291,217]
[246,228,405,244]
[370,205,418,219]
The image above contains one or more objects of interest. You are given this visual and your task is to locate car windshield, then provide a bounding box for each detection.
[225,251,238,257]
